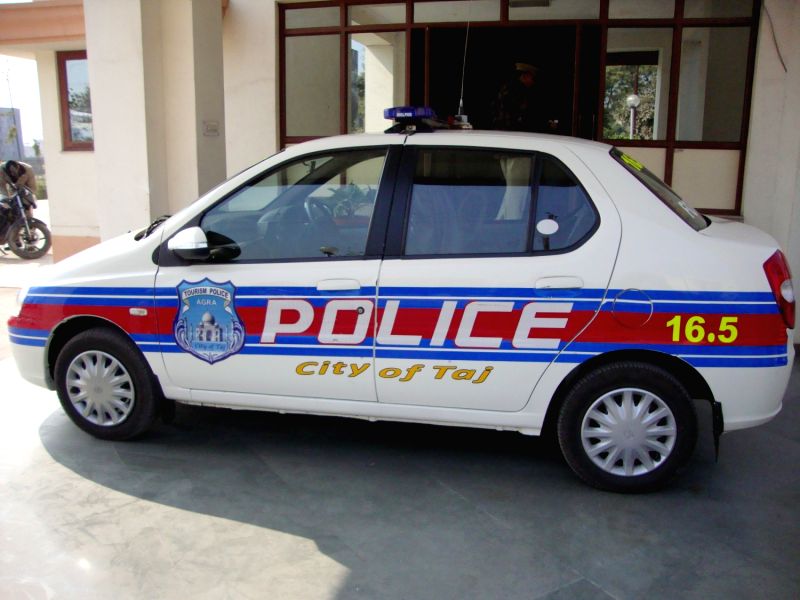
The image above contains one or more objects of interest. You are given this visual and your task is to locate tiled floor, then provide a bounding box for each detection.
[1,356,798,599]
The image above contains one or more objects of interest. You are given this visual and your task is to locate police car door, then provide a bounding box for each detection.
[374,139,621,411]
[156,143,400,404]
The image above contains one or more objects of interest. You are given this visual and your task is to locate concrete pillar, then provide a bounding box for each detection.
[83,0,226,239]
[222,0,277,175]
[83,0,150,239]
[191,0,226,199]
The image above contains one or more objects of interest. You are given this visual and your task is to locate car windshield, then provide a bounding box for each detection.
[610,148,708,231]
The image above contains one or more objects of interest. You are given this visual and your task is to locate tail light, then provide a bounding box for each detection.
[763,250,795,329]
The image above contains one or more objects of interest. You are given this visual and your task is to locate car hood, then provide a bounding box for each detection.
[27,230,159,289]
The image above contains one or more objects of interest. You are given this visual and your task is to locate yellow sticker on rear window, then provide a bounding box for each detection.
[620,153,644,171]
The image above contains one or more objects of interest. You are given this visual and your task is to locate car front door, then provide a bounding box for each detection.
[374,140,621,411]
[156,143,400,403]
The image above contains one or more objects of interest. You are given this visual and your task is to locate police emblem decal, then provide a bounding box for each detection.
[174,279,246,364]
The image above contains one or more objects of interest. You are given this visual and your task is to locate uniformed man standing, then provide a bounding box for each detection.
[492,62,547,133]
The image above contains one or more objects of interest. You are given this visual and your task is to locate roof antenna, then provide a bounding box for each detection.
[454,3,472,128]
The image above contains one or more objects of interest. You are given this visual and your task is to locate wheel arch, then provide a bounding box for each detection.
[541,349,714,437]
[46,316,151,387]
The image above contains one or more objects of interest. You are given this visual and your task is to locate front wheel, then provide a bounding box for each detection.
[557,362,697,493]
[54,328,161,440]
[8,218,52,259]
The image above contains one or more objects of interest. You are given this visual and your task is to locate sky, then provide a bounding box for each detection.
[0,54,43,146]
[1,1,43,147]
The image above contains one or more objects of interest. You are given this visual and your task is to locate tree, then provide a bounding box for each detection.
[5,124,17,145]
[68,87,92,114]
[603,65,657,140]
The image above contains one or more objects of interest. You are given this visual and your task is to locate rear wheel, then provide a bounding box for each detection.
[54,328,160,440]
[557,362,697,492]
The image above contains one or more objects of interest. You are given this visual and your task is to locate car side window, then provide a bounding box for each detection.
[532,156,597,251]
[404,149,533,256]
[201,148,386,261]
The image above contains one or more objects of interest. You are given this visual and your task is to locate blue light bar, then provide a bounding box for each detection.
[384,106,436,120]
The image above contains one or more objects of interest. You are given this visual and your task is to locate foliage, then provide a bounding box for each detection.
[603,65,657,140]
[351,73,365,132]
[36,175,47,200]
[5,124,17,144]
[68,87,92,114]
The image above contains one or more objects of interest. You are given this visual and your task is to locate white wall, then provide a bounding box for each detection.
[84,0,153,238]
[285,35,340,138]
[83,0,227,238]
[158,0,197,214]
[702,27,749,141]
[677,26,752,142]
[146,0,226,214]
[35,50,99,240]
[743,0,800,340]
[141,0,168,218]
[191,0,227,200]
[222,0,279,175]
[676,29,710,140]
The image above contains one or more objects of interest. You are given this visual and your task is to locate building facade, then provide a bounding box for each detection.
[0,0,798,336]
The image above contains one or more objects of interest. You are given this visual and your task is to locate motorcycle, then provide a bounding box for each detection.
[0,183,52,260]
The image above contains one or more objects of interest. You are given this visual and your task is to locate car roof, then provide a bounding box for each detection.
[409,129,614,151]
[291,130,614,154]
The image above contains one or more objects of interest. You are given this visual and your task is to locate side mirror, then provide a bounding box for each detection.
[168,227,209,261]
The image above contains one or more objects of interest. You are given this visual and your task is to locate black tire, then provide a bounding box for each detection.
[557,362,697,493]
[54,328,160,440]
[8,218,51,259]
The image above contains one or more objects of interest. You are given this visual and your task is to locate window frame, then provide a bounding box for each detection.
[57,50,94,152]
[532,152,602,253]
[278,0,760,215]
[385,145,600,260]
[161,145,401,267]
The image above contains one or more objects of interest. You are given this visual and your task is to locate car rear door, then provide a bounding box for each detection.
[374,136,622,411]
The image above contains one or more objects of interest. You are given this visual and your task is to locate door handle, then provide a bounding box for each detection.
[316,279,361,292]
[535,276,584,289]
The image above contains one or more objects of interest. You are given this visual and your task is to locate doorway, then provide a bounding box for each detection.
[410,25,601,139]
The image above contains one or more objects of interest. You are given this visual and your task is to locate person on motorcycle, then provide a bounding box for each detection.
[1,159,37,219]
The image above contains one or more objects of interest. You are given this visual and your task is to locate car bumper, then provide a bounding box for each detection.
[9,338,51,390]
[703,343,794,431]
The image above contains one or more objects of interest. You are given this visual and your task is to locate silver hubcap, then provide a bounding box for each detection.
[581,388,677,477]
[66,351,135,426]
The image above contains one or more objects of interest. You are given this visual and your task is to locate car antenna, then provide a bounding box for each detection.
[454,3,472,129]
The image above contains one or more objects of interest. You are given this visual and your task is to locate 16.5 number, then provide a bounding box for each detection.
[666,315,738,344]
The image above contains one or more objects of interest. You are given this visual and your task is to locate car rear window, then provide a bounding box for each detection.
[610,148,708,231]
[403,148,598,256]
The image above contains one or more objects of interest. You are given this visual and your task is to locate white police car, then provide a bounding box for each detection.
[8,109,795,491]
